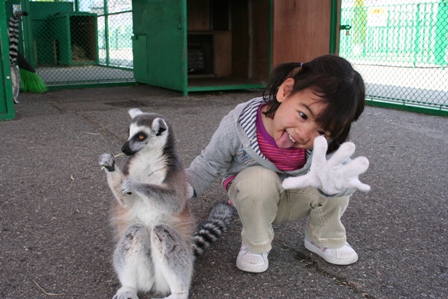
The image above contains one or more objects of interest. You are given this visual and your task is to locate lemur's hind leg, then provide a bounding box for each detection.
[151,225,193,299]
[113,223,154,299]
[99,153,127,206]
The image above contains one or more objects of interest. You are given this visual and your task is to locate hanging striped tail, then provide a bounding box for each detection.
[192,202,233,258]
[8,10,28,65]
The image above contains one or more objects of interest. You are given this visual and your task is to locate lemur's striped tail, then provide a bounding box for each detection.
[193,202,233,257]
[8,10,28,65]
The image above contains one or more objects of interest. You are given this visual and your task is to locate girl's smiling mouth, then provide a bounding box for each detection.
[275,130,297,149]
[288,132,297,143]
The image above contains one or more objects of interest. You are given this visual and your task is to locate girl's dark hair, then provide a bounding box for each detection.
[262,54,365,153]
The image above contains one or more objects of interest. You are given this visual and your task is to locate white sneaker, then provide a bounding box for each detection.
[304,237,358,265]
[236,243,269,273]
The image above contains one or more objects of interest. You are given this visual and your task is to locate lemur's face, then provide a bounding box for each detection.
[121,113,168,156]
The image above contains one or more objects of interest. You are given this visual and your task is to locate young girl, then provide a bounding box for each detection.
[186,54,370,273]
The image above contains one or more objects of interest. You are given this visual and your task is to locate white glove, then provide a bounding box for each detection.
[282,136,370,195]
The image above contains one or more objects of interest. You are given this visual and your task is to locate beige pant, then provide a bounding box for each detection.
[228,166,350,253]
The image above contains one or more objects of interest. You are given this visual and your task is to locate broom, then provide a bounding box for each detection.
[17,50,47,93]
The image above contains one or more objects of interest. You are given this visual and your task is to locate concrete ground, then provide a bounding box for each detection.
[0,85,446,299]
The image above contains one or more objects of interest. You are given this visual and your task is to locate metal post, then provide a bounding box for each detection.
[330,0,339,54]
[0,0,15,119]
[414,4,421,67]
[104,0,110,66]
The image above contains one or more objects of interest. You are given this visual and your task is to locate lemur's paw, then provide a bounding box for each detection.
[99,153,115,171]
[113,286,138,299]
[121,179,139,195]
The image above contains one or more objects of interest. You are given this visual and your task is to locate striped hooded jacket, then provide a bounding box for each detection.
[185,97,355,199]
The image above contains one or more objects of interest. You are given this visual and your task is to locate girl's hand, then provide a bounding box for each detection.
[282,136,370,195]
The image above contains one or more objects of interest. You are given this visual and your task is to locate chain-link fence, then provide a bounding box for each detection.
[24,0,134,87]
[8,0,448,115]
[340,0,448,115]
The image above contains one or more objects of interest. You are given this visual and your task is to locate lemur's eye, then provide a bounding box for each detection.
[134,133,146,141]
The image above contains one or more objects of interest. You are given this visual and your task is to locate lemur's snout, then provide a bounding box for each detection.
[121,141,134,156]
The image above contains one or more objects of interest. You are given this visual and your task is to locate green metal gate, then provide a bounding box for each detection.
[132,0,187,93]
[339,0,448,116]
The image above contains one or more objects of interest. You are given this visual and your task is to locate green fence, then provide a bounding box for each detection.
[340,0,448,116]
[7,0,135,88]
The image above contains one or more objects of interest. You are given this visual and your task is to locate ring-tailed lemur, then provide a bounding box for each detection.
[99,109,233,299]
[8,10,28,104]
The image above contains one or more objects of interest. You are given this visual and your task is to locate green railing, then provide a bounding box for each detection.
[340,0,447,116]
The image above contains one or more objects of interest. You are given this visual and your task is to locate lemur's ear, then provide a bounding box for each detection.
[152,118,167,136]
[128,108,143,119]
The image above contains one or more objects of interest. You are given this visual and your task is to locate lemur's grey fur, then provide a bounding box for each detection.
[99,109,232,299]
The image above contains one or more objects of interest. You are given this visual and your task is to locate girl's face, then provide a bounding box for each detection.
[264,79,331,150]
